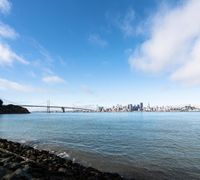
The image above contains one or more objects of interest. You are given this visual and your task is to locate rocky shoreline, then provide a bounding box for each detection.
[0,138,125,180]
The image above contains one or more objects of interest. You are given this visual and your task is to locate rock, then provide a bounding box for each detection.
[0,167,9,179]
[58,167,67,173]
[2,168,32,180]
[8,162,22,170]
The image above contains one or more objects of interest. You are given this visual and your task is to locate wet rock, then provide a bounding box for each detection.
[58,167,67,173]
[0,167,9,179]
[8,162,22,170]
[2,168,32,180]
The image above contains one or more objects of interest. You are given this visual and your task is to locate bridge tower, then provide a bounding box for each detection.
[61,107,65,113]
[47,100,50,113]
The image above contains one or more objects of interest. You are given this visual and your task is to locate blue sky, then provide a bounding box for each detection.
[0,0,200,107]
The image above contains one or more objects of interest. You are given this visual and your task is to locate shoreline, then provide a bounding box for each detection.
[0,138,125,180]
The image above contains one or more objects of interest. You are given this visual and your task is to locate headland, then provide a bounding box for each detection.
[0,99,29,114]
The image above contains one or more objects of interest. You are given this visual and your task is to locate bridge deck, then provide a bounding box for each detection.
[20,105,94,111]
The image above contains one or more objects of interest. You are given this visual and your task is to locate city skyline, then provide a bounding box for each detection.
[2,96,200,113]
[1,0,200,106]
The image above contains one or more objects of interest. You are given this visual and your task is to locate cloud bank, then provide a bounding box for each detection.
[0,0,11,14]
[0,1,29,66]
[0,78,37,92]
[129,0,200,85]
[42,75,65,84]
[0,22,18,39]
[0,43,28,66]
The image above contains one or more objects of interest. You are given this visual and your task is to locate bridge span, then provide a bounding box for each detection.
[20,105,95,113]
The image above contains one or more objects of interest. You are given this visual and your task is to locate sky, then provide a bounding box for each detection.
[0,0,200,107]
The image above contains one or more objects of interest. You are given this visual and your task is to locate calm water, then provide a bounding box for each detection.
[0,112,200,179]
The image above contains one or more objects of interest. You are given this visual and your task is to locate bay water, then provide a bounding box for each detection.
[0,112,200,179]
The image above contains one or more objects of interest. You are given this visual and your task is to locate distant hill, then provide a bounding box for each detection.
[0,100,30,114]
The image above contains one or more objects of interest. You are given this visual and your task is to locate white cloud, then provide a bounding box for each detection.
[42,75,65,84]
[0,22,18,39]
[0,0,11,14]
[88,34,108,47]
[106,8,136,37]
[129,0,200,85]
[35,41,54,64]
[0,78,37,92]
[171,37,200,85]
[117,8,135,37]
[0,43,29,66]
[0,12,28,67]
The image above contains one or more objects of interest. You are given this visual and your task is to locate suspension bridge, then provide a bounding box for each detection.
[0,98,96,113]
[21,104,95,112]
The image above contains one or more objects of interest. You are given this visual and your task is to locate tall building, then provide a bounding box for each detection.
[128,104,133,112]
[140,102,143,111]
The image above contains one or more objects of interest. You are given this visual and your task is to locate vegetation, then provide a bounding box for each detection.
[0,100,30,114]
[0,99,3,106]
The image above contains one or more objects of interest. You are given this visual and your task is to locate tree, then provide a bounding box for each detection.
[0,99,3,106]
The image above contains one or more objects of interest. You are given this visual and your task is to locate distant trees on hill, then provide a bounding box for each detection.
[0,99,3,106]
[0,99,30,114]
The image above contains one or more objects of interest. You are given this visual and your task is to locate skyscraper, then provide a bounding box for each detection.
[140,102,143,111]
[128,104,133,112]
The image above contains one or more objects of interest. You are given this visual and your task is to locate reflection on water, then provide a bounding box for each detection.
[0,112,200,179]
